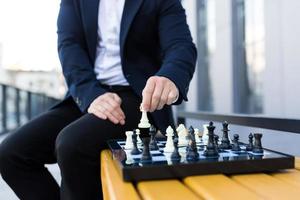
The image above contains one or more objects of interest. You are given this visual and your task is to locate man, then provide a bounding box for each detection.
[0,0,197,199]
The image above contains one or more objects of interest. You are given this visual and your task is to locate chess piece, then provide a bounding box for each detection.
[135,129,142,145]
[131,130,141,155]
[231,134,241,152]
[194,128,201,143]
[164,126,175,153]
[138,109,151,128]
[149,126,159,151]
[214,135,219,151]
[252,133,264,154]
[124,131,134,149]
[171,137,181,161]
[186,128,199,161]
[246,133,254,151]
[219,121,231,149]
[177,124,188,146]
[141,137,152,162]
[203,122,219,157]
[202,124,209,145]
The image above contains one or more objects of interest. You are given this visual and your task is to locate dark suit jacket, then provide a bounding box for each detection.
[55,0,197,132]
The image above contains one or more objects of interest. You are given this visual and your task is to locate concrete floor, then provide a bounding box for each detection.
[0,134,61,200]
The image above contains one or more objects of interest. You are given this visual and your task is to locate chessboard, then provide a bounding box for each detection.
[107,122,295,182]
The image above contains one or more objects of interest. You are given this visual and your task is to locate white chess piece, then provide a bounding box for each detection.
[125,150,134,165]
[202,124,209,145]
[124,131,134,149]
[135,129,142,144]
[164,126,175,153]
[177,124,188,146]
[194,128,201,143]
[138,109,151,128]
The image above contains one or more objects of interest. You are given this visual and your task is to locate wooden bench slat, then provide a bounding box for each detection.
[137,180,202,200]
[101,150,141,200]
[184,174,263,200]
[232,173,300,200]
[271,169,300,187]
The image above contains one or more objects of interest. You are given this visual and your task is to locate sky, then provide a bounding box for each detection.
[0,0,61,71]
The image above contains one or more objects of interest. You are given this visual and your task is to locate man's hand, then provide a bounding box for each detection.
[141,76,179,112]
[88,93,125,125]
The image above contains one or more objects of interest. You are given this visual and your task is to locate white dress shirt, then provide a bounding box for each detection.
[94,0,129,86]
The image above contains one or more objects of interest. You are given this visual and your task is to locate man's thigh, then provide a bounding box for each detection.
[56,91,142,156]
[0,100,83,164]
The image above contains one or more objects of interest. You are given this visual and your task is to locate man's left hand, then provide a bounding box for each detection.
[141,76,179,112]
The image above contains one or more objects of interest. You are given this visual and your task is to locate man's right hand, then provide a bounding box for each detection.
[87,93,125,125]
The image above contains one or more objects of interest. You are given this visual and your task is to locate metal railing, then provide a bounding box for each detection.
[177,110,300,134]
[0,83,59,135]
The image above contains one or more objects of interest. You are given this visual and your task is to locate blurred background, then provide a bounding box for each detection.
[0,0,300,198]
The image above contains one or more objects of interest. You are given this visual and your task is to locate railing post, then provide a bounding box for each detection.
[15,88,21,127]
[26,91,32,121]
[2,85,7,133]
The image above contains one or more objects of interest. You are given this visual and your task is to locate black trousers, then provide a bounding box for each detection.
[0,88,142,200]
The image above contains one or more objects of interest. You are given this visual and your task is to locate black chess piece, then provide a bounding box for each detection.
[246,133,254,151]
[219,121,231,149]
[149,126,159,151]
[186,126,199,161]
[203,122,219,157]
[131,130,141,155]
[231,134,241,152]
[171,137,181,161]
[141,137,152,162]
[188,126,196,141]
[252,133,264,154]
[214,135,220,151]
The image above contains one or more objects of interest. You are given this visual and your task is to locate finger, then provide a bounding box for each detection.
[157,87,170,110]
[89,107,107,120]
[112,93,122,104]
[142,78,156,111]
[166,90,178,105]
[105,98,125,118]
[101,101,123,123]
[105,111,120,124]
[150,82,164,112]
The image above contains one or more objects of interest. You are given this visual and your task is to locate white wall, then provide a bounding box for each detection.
[182,0,198,111]
[209,0,234,113]
[264,0,300,118]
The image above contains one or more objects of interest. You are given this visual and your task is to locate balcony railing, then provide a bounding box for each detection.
[177,110,300,134]
[0,83,59,135]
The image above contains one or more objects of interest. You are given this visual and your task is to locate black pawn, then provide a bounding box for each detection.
[214,135,219,151]
[141,137,152,162]
[188,126,198,155]
[246,133,254,151]
[171,137,181,161]
[131,130,141,155]
[252,133,264,154]
[203,122,219,157]
[231,134,241,152]
[219,121,231,149]
[149,126,159,151]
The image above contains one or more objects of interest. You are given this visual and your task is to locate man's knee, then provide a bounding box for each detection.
[55,124,82,166]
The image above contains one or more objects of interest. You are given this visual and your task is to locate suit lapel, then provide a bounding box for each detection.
[81,0,100,62]
[120,0,144,57]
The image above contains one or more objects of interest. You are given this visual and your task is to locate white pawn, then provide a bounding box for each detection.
[177,124,188,146]
[202,124,209,145]
[135,129,142,144]
[194,128,201,143]
[164,126,175,153]
[124,131,134,150]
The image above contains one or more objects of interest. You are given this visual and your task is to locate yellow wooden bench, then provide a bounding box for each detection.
[101,150,300,200]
